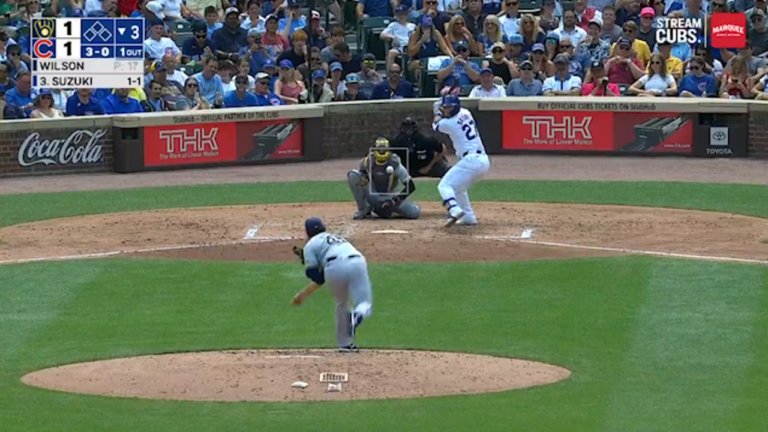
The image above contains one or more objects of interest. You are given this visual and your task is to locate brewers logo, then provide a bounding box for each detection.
[32,18,56,38]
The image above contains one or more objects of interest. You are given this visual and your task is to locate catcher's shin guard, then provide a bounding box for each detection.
[347,170,370,213]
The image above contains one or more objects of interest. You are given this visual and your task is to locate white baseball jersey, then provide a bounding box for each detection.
[433,107,486,158]
[304,232,362,270]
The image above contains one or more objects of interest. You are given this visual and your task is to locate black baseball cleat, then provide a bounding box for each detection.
[351,313,364,338]
[338,344,360,353]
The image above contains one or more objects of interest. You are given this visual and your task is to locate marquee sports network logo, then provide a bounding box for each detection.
[655,17,703,45]
[711,13,747,49]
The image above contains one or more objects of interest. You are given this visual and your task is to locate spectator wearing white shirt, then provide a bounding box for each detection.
[241,0,266,33]
[543,53,582,95]
[144,20,182,62]
[438,0,463,13]
[162,53,188,87]
[160,0,188,22]
[380,5,415,72]
[555,10,587,47]
[629,52,678,96]
[84,0,103,16]
[469,68,506,97]
[499,0,521,38]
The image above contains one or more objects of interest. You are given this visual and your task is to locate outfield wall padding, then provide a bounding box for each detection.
[0,97,760,178]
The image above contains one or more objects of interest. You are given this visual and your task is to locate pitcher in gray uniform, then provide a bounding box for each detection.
[347,137,421,220]
[302,217,373,352]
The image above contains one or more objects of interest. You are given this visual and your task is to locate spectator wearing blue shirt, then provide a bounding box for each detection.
[679,56,718,97]
[506,60,544,96]
[371,63,415,99]
[262,0,287,18]
[263,59,280,91]
[279,0,308,38]
[205,6,224,37]
[5,45,29,81]
[357,0,394,18]
[241,30,272,75]
[213,8,249,62]
[87,0,118,17]
[65,89,106,116]
[102,88,145,114]
[0,61,16,91]
[0,84,24,119]
[253,72,285,105]
[183,21,217,62]
[436,40,480,89]
[224,75,260,107]
[193,56,226,105]
[5,71,35,117]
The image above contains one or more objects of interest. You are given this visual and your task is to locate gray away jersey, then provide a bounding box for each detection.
[360,154,410,194]
[303,232,361,270]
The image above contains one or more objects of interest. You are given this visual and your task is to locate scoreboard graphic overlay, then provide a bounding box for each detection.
[31,18,145,89]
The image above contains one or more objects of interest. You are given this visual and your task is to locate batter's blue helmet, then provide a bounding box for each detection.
[305,217,326,238]
[441,94,461,117]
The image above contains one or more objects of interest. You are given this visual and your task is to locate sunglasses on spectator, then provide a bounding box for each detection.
[690,66,701,70]
[650,61,661,64]
[752,15,764,21]
[520,66,533,71]
[258,79,270,85]
[425,1,437,4]
[560,44,572,49]
[492,48,504,53]
[186,83,198,87]
[507,1,518,5]
[456,47,468,52]
[311,56,320,61]
[8,52,19,56]
[196,34,207,39]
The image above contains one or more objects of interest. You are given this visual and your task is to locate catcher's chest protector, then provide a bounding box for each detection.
[369,159,398,194]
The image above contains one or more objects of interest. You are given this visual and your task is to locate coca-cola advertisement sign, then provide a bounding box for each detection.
[17,129,107,167]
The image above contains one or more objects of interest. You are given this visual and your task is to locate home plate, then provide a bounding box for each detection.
[371,230,410,234]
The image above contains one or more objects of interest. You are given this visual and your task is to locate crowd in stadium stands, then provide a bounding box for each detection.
[0,0,767,119]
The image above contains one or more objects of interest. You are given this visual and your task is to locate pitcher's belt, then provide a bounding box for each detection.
[327,254,361,263]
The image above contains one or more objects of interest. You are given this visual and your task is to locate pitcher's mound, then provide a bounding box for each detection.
[21,349,571,402]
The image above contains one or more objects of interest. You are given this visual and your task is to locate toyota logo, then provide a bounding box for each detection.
[713,131,727,141]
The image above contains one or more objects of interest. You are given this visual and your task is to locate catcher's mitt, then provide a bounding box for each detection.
[292,246,305,265]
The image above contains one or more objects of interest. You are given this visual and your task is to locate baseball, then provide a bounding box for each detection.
[386,166,394,174]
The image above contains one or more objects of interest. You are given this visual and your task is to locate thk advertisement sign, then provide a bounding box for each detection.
[503,111,693,154]
[144,119,304,167]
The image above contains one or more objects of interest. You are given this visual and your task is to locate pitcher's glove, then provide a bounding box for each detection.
[292,246,305,265]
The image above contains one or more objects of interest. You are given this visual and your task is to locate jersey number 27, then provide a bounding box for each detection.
[461,120,478,141]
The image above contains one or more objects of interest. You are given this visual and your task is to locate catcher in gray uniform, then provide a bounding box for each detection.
[347,137,420,220]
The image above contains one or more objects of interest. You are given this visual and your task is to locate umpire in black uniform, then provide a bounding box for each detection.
[390,117,451,178]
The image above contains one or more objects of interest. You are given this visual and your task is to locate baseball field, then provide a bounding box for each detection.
[1,156,767,431]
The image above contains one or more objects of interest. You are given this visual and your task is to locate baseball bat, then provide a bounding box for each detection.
[292,282,321,306]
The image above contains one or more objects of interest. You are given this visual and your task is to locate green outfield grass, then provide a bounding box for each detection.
[1,180,768,432]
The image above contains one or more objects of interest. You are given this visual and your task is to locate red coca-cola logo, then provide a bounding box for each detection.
[18,129,107,167]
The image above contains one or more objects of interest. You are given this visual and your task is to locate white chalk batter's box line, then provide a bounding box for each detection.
[477,235,768,265]
[0,236,300,266]
[2,234,765,267]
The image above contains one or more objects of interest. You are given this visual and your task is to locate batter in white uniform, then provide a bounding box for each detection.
[302,217,373,352]
[432,94,492,227]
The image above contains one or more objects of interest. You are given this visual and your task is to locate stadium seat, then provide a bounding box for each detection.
[560,0,575,11]
[519,0,543,13]
[357,16,393,59]
[174,21,192,33]
[460,84,474,96]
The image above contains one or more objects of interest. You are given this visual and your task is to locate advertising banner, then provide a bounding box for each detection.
[502,111,693,154]
[144,119,304,167]
[17,128,108,167]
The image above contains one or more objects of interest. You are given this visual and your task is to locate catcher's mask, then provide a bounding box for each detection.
[373,137,391,165]
[400,117,419,135]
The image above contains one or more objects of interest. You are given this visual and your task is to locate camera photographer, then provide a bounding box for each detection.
[582,60,620,96]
